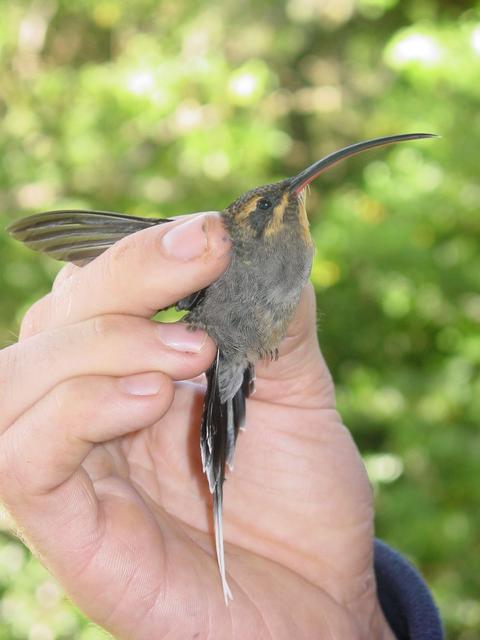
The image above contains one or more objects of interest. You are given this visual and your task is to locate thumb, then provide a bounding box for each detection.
[254,283,336,409]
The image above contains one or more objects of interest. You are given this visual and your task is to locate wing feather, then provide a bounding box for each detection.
[7,209,170,264]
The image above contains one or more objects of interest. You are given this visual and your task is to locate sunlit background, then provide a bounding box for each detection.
[0,0,479,637]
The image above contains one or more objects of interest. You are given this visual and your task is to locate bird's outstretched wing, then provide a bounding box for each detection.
[8,209,208,313]
[7,209,170,265]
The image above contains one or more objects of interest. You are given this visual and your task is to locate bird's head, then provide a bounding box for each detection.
[224,132,436,247]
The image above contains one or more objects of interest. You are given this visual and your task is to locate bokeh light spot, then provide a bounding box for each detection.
[311,259,341,288]
[127,70,155,96]
[230,73,256,98]
[92,3,122,28]
[202,151,230,180]
[471,26,480,55]
[365,453,404,484]
[381,277,413,318]
[390,33,443,66]
[28,623,54,640]
[228,60,270,105]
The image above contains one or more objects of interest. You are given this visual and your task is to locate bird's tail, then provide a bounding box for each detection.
[201,351,255,603]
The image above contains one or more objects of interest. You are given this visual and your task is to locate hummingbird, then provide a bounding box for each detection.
[7,132,436,603]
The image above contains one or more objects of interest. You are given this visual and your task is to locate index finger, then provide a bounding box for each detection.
[20,212,231,337]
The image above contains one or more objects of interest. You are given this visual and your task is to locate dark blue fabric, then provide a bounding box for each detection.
[374,540,444,639]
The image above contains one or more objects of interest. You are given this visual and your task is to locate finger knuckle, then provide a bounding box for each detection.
[89,314,138,341]
[19,297,49,340]
[90,314,118,340]
[103,232,145,279]
[0,344,18,406]
[97,227,175,314]
[0,425,29,503]
[0,437,13,486]
[48,379,72,415]
[48,379,92,428]
[28,379,102,456]
[51,264,77,292]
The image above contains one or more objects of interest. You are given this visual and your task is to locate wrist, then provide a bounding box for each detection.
[348,600,396,640]
[343,583,397,640]
[371,603,397,640]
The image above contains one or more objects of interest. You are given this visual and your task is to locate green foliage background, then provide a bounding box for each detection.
[0,0,479,637]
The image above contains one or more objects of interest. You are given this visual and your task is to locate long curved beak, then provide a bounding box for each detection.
[288,133,438,194]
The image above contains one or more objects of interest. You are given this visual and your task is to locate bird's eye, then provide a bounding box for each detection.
[257,198,272,210]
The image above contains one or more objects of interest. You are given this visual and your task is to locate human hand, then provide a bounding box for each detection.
[0,212,394,639]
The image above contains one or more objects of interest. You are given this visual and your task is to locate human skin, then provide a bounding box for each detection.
[0,212,395,639]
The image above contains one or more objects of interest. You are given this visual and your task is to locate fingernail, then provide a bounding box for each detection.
[162,215,210,260]
[156,322,208,353]
[118,372,164,396]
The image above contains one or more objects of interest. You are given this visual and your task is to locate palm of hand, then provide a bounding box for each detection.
[63,288,378,640]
